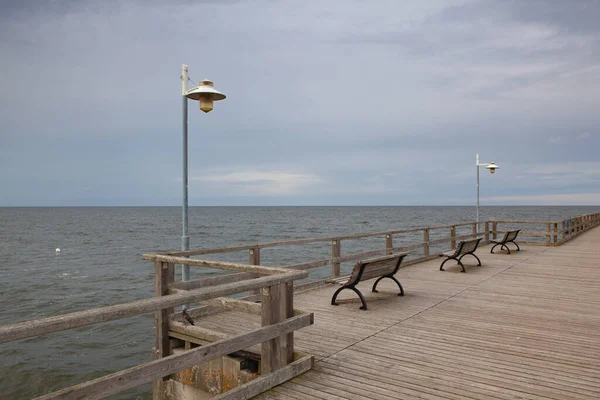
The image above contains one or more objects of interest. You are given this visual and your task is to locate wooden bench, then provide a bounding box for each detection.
[439,238,482,273]
[330,253,407,310]
[490,229,521,254]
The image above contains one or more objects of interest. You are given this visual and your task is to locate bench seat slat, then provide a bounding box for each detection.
[348,258,399,285]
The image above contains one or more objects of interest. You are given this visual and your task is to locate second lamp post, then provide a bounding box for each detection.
[476,153,499,231]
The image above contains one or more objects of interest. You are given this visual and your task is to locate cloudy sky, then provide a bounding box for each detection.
[1,0,599,206]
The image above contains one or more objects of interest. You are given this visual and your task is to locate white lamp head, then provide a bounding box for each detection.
[486,162,499,174]
[185,79,226,113]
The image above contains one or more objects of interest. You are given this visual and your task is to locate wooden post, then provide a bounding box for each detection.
[283,282,294,365]
[570,218,574,235]
[546,223,551,245]
[472,223,477,237]
[423,229,429,257]
[331,239,341,277]
[153,261,174,399]
[553,222,558,244]
[492,222,498,239]
[385,233,393,255]
[484,222,490,242]
[561,220,566,239]
[249,247,260,265]
[261,284,281,374]
[249,247,261,298]
[450,226,456,250]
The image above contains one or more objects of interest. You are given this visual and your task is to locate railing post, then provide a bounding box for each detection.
[484,222,490,242]
[570,218,574,235]
[472,223,477,237]
[450,226,456,249]
[385,233,393,255]
[545,223,551,245]
[553,222,558,244]
[332,239,341,277]
[261,284,281,374]
[153,261,174,400]
[423,229,429,257]
[249,247,261,298]
[492,222,498,239]
[282,282,294,365]
[561,220,566,240]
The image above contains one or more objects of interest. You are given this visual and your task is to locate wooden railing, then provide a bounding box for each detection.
[492,212,600,246]
[164,212,600,289]
[0,258,313,400]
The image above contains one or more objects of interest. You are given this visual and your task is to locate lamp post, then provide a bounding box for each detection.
[181,64,226,287]
[476,153,499,232]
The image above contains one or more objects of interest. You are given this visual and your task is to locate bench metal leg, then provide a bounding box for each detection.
[372,276,404,296]
[491,243,513,254]
[460,253,481,266]
[509,241,520,251]
[331,286,368,310]
[441,257,465,272]
[440,257,454,271]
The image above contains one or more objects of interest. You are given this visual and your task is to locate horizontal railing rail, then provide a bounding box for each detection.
[158,212,600,293]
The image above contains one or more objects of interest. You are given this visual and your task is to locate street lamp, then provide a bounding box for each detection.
[476,153,499,232]
[181,64,226,286]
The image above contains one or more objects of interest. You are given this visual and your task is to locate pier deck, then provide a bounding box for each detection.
[244,227,600,399]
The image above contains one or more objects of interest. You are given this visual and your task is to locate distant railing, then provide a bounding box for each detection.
[166,212,600,292]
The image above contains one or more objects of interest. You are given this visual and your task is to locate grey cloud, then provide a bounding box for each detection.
[1,0,599,206]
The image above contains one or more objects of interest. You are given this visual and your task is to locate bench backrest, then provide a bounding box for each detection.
[506,229,520,241]
[346,253,407,286]
[500,229,520,243]
[455,238,481,256]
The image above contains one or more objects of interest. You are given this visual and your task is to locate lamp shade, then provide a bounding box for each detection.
[185,79,226,113]
[486,162,499,174]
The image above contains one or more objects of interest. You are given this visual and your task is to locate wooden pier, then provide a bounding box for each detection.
[1,214,599,399]
[254,228,600,399]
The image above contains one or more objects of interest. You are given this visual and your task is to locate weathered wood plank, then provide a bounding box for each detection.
[214,355,313,400]
[331,239,341,277]
[261,284,282,374]
[170,272,255,291]
[153,260,174,397]
[284,282,294,364]
[0,271,307,344]
[34,313,313,400]
[142,255,290,276]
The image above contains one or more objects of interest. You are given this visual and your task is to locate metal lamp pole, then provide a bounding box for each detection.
[476,153,499,232]
[180,64,226,291]
[182,65,190,282]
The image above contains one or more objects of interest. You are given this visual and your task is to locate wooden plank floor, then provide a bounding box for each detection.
[251,228,600,399]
